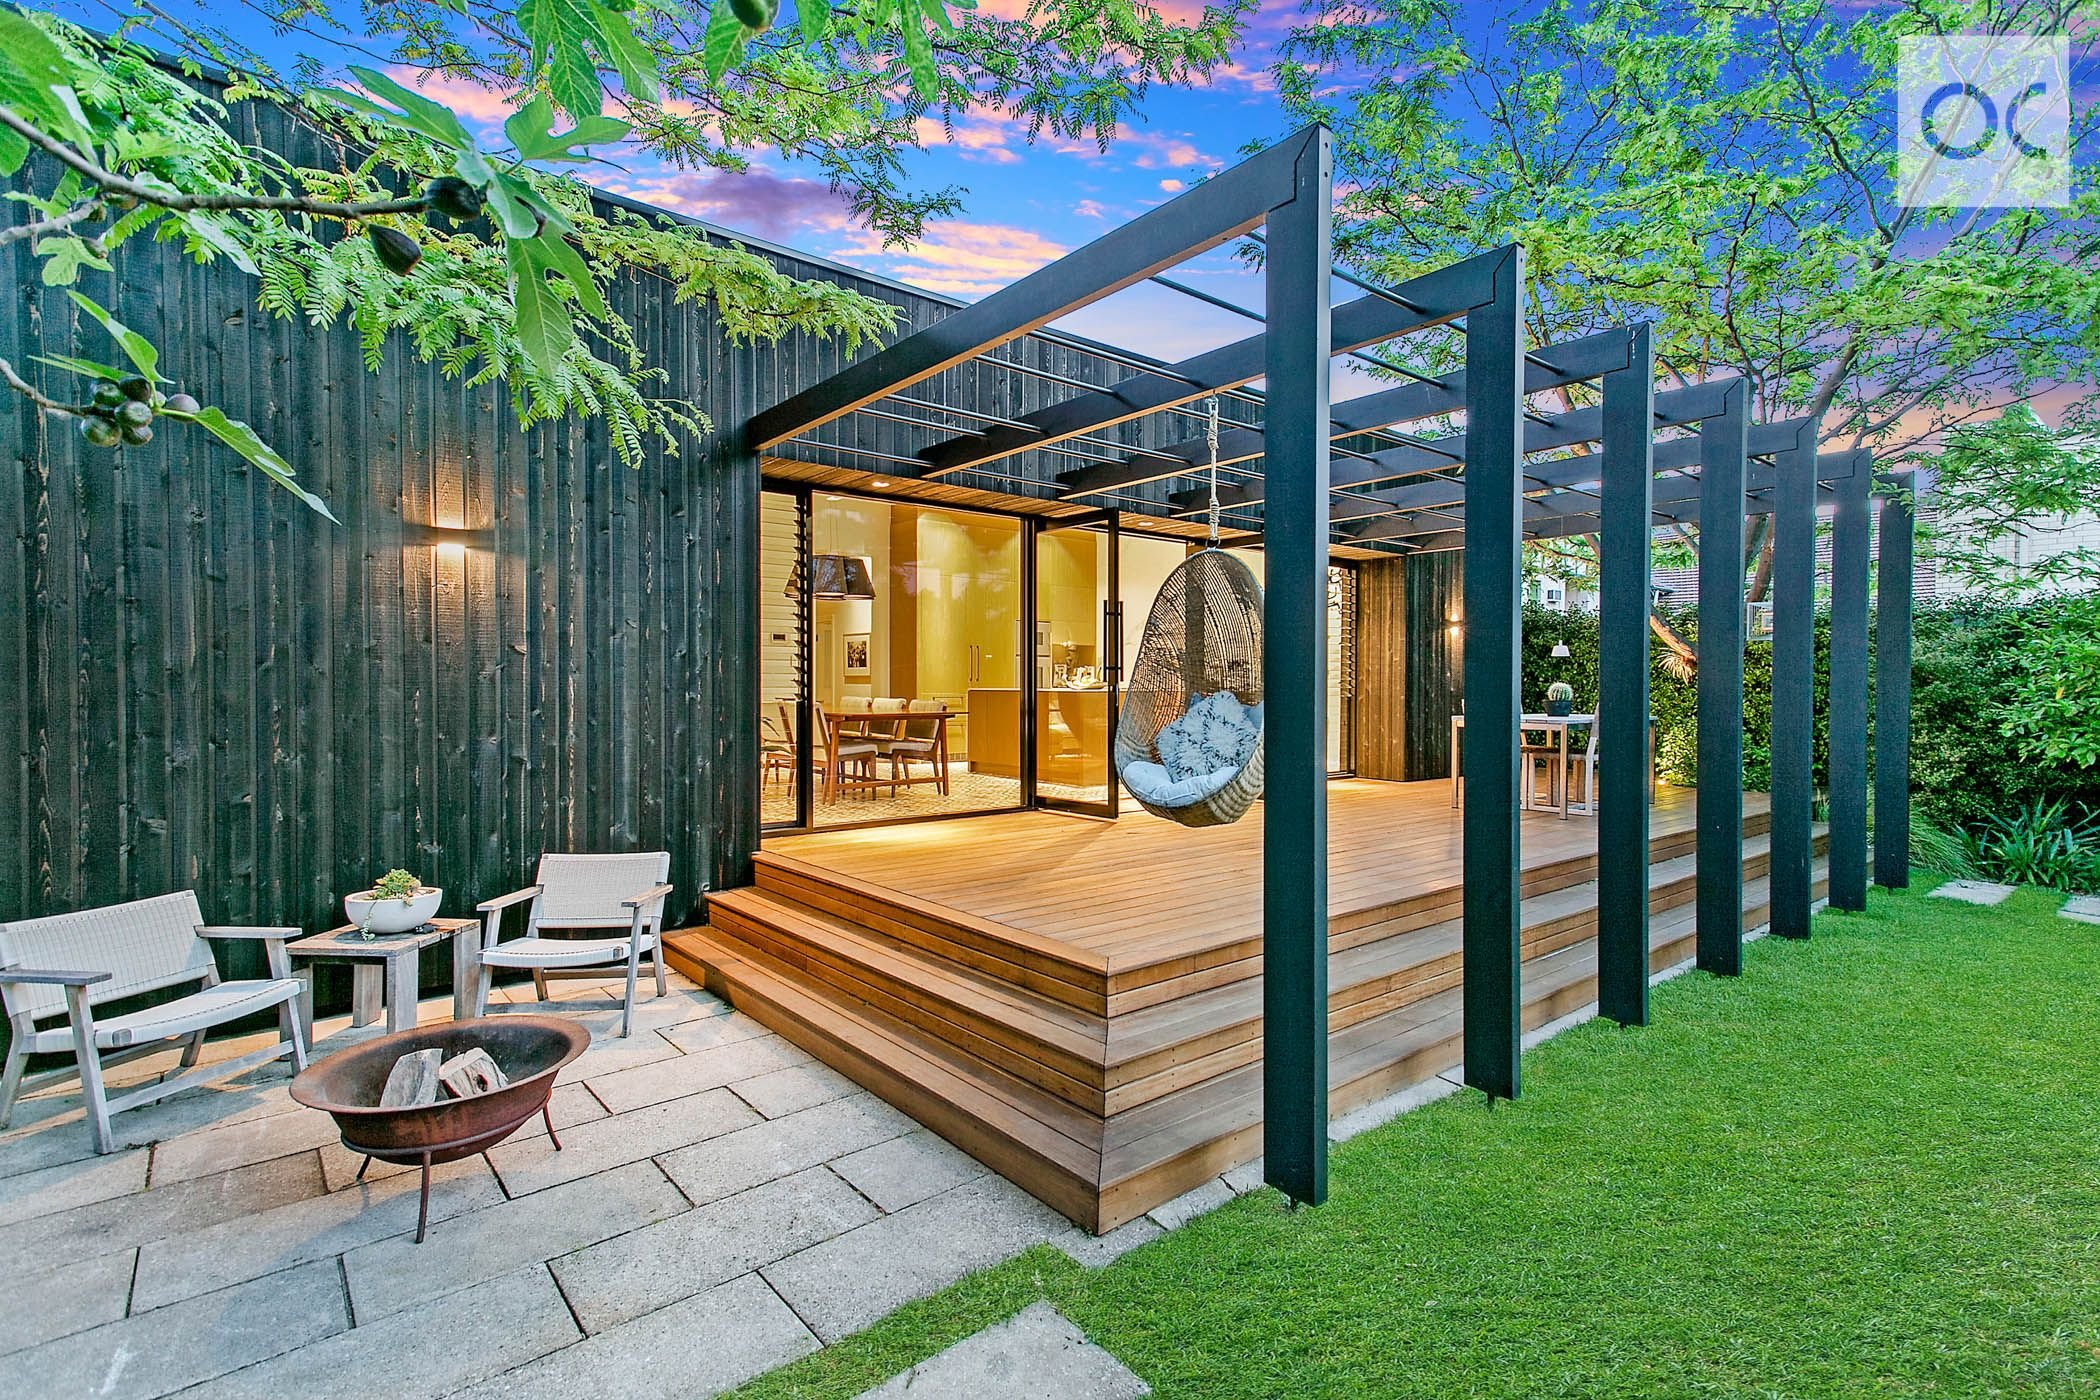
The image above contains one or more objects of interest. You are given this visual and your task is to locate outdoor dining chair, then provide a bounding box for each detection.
[473,852,674,1038]
[0,891,309,1154]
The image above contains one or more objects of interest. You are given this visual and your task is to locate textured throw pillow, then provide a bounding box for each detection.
[1155,703,1205,781]
[1192,691,1257,769]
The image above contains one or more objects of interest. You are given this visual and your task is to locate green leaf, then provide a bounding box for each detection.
[35,236,109,286]
[704,1,746,84]
[482,170,544,239]
[504,94,630,163]
[174,211,258,275]
[900,15,937,98]
[591,5,658,104]
[524,229,608,321]
[174,406,340,522]
[342,66,473,150]
[797,0,830,44]
[0,9,95,148]
[0,122,29,178]
[29,353,125,382]
[67,292,160,380]
[507,238,576,374]
[517,0,609,119]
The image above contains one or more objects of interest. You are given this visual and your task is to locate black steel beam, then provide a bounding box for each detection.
[1461,245,1527,1102]
[1695,382,1749,976]
[1875,474,1914,890]
[747,129,1318,448]
[1597,324,1654,1027]
[1827,451,1873,911]
[934,248,1504,481]
[1261,127,1333,1209]
[1767,418,1822,940]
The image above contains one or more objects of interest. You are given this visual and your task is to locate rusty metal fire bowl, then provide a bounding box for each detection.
[291,1015,589,1242]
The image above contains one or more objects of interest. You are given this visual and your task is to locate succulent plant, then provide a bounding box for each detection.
[371,868,423,901]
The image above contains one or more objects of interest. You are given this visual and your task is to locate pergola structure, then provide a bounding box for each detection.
[744,123,1916,1211]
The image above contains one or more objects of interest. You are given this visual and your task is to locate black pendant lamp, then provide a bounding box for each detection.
[790,554,876,599]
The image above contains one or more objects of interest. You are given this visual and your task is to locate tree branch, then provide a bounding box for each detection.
[0,106,428,218]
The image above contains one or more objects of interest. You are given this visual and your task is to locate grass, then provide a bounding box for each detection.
[731,883,2100,1399]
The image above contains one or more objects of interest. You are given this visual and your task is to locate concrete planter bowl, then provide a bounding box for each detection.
[290,1016,589,1241]
[344,886,442,935]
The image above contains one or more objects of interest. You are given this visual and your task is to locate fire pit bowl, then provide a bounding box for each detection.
[291,1015,589,1241]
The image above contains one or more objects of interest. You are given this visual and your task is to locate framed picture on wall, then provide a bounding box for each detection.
[844,632,871,680]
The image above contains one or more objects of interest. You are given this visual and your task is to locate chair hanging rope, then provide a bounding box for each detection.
[1113,396,1266,827]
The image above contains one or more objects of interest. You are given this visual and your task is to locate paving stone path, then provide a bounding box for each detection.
[0,971,1253,1399]
[1928,879,2016,906]
[854,1302,1150,1399]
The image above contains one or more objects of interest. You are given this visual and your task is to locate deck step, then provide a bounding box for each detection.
[753,852,1110,1014]
[664,926,1105,1229]
[707,887,1111,1111]
[1095,856,1832,1223]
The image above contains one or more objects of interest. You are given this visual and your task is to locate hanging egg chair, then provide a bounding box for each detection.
[1113,399,1266,827]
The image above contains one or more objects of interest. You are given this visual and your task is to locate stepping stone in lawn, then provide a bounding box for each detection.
[1928,879,2015,906]
[2061,895,2100,925]
[854,1301,1149,1399]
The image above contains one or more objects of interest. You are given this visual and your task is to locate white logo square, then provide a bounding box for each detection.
[1898,35,2070,208]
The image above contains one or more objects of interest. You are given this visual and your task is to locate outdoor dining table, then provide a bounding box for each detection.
[822,701,960,803]
[1449,712,1596,819]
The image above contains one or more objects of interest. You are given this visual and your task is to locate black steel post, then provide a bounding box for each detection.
[1828,454,1872,911]
[1875,476,1914,889]
[1695,383,1749,975]
[1461,245,1527,1099]
[1596,325,1653,1026]
[1768,420,1819,939]
[1260,126,1333,1208]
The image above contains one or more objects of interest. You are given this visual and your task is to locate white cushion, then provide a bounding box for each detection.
[480,934,656,970]
[49,979,305,1051]
[1123,759,1241,810]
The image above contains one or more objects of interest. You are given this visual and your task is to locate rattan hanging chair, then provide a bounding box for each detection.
[1112,399,1266,827]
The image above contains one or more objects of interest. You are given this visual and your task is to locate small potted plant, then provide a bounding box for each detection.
[1546,680,1575,717]
[345,869,442,938]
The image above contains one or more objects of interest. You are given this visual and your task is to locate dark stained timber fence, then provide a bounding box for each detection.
[0,89,1145,1000]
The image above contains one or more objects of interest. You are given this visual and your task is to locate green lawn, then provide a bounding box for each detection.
[733,884,2100,1399]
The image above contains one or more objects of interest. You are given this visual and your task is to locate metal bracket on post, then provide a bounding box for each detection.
[1459,244,1527,1100]
[1768,418,1821,939]
[1259,126,1333,1210]
[1596,324,1653,1026]
[1695,381,1750,975]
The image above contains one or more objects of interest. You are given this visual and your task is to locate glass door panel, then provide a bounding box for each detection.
[1033,514,1119,817]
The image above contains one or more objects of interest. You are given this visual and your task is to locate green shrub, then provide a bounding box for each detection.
[1957,798,2100,893]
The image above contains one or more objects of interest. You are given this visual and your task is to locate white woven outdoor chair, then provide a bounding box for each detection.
[0,891,309,1154]
[472,852,673,1038]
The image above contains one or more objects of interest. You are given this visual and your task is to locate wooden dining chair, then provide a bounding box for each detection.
[887,700,948,795]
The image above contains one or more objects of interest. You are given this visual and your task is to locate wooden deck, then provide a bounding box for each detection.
[667,780,1825,1233]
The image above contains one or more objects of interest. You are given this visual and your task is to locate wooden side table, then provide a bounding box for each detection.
[286,917,480,1037]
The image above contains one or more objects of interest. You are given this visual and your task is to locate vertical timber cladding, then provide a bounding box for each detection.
[0,85,1101,990]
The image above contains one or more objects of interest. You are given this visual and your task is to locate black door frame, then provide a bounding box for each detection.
[1026,509,1121,819]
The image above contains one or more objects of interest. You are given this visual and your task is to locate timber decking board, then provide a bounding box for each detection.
[685,780,1811,1232]
[764,781,1753,975]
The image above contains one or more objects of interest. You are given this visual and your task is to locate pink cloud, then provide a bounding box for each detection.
[913,114,1024,164]
[1159,178,1186,192]
[832,219,1069,298]
[1124,130,1223,172]
[598,166,857,243]
[380,68,520,130]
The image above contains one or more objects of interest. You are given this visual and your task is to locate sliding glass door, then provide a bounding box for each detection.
[1031,513,1120,818]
